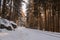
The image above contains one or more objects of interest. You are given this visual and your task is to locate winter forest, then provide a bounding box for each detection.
[0,0,60,40]
[0,0,60,32]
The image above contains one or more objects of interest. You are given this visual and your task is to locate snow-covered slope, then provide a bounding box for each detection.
[0,18,17,30]
[0,27,60,40]
[0,18,12,27]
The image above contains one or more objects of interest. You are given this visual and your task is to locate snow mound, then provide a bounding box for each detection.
[0,18,11,27]
[0,18,17,30]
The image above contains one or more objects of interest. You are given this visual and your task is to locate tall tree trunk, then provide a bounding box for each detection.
[1,0,6,18]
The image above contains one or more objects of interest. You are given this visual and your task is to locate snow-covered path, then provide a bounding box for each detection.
[0,27,60,40]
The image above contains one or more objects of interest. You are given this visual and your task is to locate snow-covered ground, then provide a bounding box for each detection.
[0,17,17,30]
[0,27,60,40]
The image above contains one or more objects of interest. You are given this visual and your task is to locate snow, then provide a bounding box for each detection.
[0,18,17,30]
[0,18,12,27]
[10,21,17,25]
[0,27,60,40]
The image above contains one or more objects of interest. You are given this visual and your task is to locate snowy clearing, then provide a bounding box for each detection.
[0,27,60,40]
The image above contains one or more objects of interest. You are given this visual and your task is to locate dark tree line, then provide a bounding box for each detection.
[0,0,22,22]
[0,0,28,26]
[27,0,60,32]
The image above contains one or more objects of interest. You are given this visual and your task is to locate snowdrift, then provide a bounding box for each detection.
[0,17,17,30]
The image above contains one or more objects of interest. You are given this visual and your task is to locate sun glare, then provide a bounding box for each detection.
[21,0,29,16]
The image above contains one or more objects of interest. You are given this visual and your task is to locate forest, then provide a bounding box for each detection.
[0,0,60,32]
